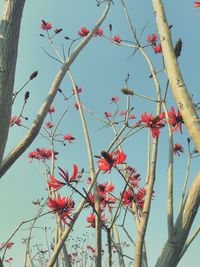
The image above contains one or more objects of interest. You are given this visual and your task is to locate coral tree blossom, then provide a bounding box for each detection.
[97,150,127,173]
[49,105,55,113]
[78,27,90,36]
[111,96,120,103]
[72,87,82,94]
[168,106,184,134]
[147,33,158,45]
[63,134,75,143]
[173,143,184,156]
[94,28,104,37]
[74,103,79,110]
[140,112,165,138]
[153,44,162,53]
[48,164,78,188]
[28,148,58,161]
[112,35,121,43]
[87,212,107,228]
[1,241,14,249]
[104,112,112,118]
[48,194,75,225]
[41,20,52,30]
[45,121,54,129]
[9,116,21,127]
[194,2,200,7]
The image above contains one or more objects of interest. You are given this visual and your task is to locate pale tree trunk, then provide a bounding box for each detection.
[152,0,200,152]
[0,0,25,167]
[155,170,200,267]
[151,1,200,266]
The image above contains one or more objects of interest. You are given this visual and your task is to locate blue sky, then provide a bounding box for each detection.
[0,0,200,266]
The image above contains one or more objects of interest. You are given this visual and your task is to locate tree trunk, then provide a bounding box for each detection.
[155,170,200,267]
[0,0,26,167]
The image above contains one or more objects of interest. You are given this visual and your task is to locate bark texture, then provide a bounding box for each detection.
[152,0,200,152]
[155,170,200,267]
[0,0,26,167]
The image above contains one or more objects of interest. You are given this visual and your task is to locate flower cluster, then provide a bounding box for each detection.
[97,150,127,173]
[194,2,200,7]
[87,212,107,228]
[173,143,184,156]
[63,134,76,143]
[111,35,121,44]
[86,181,116,227]
[168,106,184,134]
[1,241,14,249]
[28,148,58,161]
[78,27,90,36]
[72,86,83,95]
[48,194,75,225]
[140,111,165,138]
[47,164,79,188]
[41,20,52,30]
[147,33,162,53]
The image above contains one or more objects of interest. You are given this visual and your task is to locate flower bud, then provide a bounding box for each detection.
[24,91,30,101]
[30,71,38,80]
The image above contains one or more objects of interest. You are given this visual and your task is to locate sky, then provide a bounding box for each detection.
[0,0,200,266]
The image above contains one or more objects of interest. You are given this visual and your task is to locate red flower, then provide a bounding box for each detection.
[168,107,183,134]
[87,213,95,228]
[94,28,104,37]
[5,257,13,263]
[103,196,116,212]
[147,33,158,45]
[121,189,135,206]
[153,44,162,53]
[87,245,96,254]
[49,105,55,113]
[140,112,165,138]
[194,2,200,7]
[48,194,75,225]
[72,87,82,95]
[1,241,14,249]
[97,150,127,173]
[86,193,95,207]
[87,177,92,184]
[173,143,184,156]
[28,148,58,161]
[41,20,52,30]
[45,121,54,129]
[87,213,107,228]
[98,182,115,193]
[78,27,90,36]
[63,134,75,143]
[112,35,121,44]
[9,116,21,127]
[48,175,64,189]
[114,150,127,165]
[104,112,112,118]
[126,166,141,188]
[129,114,136,120]
[74,102,79,110]
[135,187,147,208]
[119,110,128,116]
[111,96,120,103]
[58,164,79,184]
